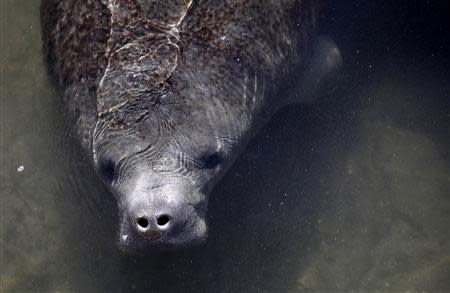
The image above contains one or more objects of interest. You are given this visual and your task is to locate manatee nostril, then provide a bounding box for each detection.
[136,217,149,229]
[156,214,170,226]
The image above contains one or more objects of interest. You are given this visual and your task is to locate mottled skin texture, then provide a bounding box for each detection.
[41,0,318,250]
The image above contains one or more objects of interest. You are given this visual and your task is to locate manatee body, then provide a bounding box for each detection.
[41,0,339,250]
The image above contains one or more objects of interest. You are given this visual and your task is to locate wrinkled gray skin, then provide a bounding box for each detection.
[41,0,341,251]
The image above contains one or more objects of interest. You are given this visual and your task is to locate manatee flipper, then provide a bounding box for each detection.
[288,36,342,105]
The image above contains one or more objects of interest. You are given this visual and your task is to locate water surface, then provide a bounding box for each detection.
[1,0,448,292]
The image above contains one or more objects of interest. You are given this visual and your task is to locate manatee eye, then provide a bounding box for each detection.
[201,152,224,169]
[98,159,116,182]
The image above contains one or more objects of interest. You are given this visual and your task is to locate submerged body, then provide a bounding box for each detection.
[41,0,339,250]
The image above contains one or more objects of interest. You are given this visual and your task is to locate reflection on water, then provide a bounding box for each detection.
[1,0,448,292]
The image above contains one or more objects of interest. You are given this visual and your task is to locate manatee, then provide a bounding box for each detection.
[41,0,341,250]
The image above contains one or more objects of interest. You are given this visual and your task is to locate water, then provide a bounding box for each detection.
[1,0,448,292]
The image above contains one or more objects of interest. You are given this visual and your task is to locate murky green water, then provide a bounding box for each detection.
[1,1,448,292]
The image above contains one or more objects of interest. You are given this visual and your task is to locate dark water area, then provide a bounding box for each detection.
[1,0,448,292]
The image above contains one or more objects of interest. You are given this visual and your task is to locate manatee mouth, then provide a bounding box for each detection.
[117,210,207,252]
[140,229,163,240]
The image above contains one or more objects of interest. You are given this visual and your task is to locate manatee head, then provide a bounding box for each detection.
[92,85,248,251]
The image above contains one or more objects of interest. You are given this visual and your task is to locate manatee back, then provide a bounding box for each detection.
[174,0,318,115]
[41,0,317,147]
[41,0,111,145]
[182,0,317,74]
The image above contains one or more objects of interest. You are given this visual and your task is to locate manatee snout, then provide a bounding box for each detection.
[91,105,236,252]
[116,172,208,250]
